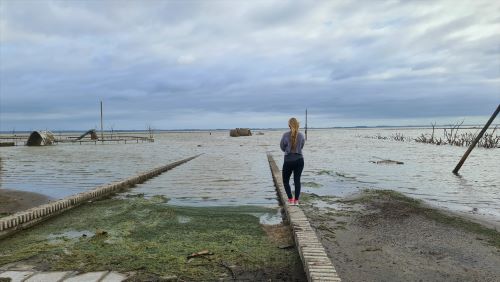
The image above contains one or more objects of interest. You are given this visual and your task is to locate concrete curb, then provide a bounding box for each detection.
[267,153,341,282]
[0,154,201,240]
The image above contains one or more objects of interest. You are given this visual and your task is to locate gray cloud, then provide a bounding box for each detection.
[0,0,499,130]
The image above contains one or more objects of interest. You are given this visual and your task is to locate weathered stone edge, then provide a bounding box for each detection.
[267,153,341,282]
[0,154,201,240]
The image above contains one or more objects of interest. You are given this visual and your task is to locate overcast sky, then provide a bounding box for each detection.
[0,0,499,130]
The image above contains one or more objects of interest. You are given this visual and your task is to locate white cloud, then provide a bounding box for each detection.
[177,55,196,65]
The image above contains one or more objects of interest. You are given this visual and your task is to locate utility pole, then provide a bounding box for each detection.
[453,104,500,174]
[305,108,308,141]
[100,100,104,142]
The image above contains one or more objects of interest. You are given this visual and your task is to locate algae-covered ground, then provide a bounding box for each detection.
[0,196,304,281]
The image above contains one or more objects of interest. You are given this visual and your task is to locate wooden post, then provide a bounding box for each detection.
[100,100,104,142]
[305,108,308,141]
[453,104,500,174]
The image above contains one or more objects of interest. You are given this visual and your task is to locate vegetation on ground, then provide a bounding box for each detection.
[0,196,303,280]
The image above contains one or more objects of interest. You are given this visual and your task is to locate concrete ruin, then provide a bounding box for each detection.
[229,128,252,137]
[26,131,55,146]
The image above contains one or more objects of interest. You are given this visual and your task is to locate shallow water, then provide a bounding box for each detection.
[0,129,498,225]
[271,128,500,225]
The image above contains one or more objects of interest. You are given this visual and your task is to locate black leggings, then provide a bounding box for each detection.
[282,158,304,200]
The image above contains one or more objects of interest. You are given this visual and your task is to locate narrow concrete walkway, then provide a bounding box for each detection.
[0,270,127,282]
[267,153,341,282]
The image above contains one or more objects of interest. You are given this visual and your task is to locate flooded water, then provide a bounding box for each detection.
[0,129,499,225]
[279,128,500,226]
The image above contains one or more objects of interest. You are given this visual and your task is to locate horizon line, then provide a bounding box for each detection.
[1,123,498,133]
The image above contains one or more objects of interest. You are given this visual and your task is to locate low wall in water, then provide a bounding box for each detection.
[0,155,200,240]
[267,153,341,282]
[229,128,252,137]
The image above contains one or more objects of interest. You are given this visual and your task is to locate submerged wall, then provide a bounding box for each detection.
[0,155,200,239]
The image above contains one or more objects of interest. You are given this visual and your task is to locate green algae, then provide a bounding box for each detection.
[300,193,339,205]
[150,194,170,203]
[344,189,421,206]
[302,181,323,188]
[0,197,302,280]
[335,172,356,180]
[315,169,334,176]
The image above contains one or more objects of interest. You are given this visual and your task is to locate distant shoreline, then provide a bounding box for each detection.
[1,124,498,134]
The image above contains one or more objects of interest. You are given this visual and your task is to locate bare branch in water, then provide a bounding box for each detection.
[359,122,499,149]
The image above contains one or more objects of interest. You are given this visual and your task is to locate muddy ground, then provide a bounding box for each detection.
[301,190,500,282]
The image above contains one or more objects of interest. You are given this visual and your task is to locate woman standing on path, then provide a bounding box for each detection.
[280,117,305,205]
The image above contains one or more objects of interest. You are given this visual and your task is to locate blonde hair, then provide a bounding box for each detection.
[288,117,300,152]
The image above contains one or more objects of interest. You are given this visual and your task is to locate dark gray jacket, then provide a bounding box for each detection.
[280,131,305,161]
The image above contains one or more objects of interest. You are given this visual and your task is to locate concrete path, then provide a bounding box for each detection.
[0,270,127,282]
[267,153,341,282]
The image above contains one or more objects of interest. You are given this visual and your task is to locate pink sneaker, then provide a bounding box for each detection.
[287,198,294,205]
[294,199,299,205]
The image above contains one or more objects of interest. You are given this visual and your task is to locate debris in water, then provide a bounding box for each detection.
[95,229,108,236]
[369,159,404,165]
[278,244,295,249]
[187,249,214,260]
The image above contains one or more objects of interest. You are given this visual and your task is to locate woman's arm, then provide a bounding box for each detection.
[280,133,287,152]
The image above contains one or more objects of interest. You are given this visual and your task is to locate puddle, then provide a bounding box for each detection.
[177,215,192,224]
[246,209,283,225]
[47,230,93,242]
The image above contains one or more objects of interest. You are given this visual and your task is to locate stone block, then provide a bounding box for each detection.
[25,271,73,282]
[0,271,35,282]
[311,275,341,281]
[63,271,108,282]
[100,271,127,282]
